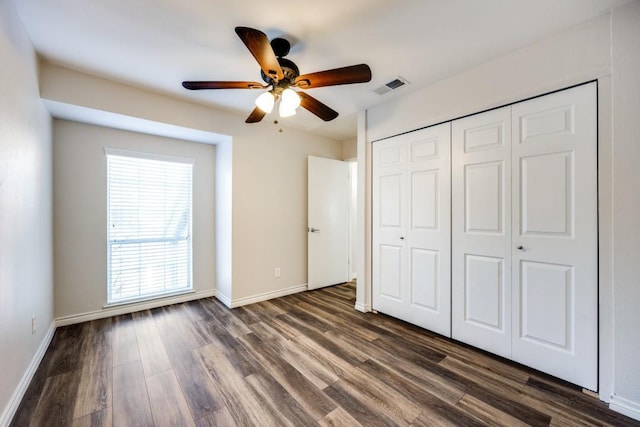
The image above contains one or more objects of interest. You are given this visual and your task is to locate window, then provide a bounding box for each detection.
[106,149,193,304]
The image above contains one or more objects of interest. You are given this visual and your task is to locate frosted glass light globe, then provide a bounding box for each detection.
[281,88,301,110]
[255,91,275,113]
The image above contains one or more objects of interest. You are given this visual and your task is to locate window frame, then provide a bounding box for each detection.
[104,147,195,306]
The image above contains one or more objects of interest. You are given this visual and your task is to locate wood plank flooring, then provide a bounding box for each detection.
[11,282,639,426]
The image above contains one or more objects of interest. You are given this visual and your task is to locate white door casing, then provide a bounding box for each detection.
[308,156,350,290]
[373,123,451,336]
[452,107,513,358]
[349,161,358,280]
[511,83,598,390]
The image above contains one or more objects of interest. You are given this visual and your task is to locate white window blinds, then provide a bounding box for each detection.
[106,149,193,304]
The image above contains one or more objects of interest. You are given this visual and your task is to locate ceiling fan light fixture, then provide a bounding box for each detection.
[255,91,275,113]
[281,88,301,110]
[279,102,297,117]
[182,27,371,123]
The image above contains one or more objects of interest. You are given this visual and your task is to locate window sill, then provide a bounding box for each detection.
[104,289,195,309]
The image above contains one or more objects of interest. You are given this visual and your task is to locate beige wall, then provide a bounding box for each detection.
[360,4,640,416]
[0,1,53,423]
[53,120,216,318]
[342,137,357,160]
[39,62,343,308]
[230,126,344,302]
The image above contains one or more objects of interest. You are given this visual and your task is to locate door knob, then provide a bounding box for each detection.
[400,236,405,240]
[517,245,524,250]
[308,227,320,233]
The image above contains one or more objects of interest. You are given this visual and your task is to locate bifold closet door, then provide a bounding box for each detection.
[511,83,597,390]
[452,107,513,358]
[452,83,597,390]
[372,123,451,336]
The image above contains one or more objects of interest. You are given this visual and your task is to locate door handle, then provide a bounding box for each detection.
[400,236,405,240]
[308,227,320,233]
[517,245,524,250]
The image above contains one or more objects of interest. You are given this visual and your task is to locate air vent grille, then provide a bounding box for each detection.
[374,76,410,95]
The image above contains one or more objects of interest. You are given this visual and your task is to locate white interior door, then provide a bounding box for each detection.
[308,156,349,290]
[373,123,451,336]
[511,83,597,390]
[452,107,513,358]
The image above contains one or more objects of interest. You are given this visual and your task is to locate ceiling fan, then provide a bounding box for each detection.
[182,27,372,123]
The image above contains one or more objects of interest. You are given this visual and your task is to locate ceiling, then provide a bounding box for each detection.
[12,0,633,141]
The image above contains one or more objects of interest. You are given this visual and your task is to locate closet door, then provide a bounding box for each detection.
[372,134,407,320]
[373,123,451,336]
[452,107,512,358]
[511,83,597,390]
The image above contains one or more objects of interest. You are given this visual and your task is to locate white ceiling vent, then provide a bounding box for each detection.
[374,76,410,95]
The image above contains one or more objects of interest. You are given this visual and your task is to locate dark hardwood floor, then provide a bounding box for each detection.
[11,282,639,426]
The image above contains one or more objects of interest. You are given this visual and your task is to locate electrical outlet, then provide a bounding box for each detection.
[31,316,36,335]
[274,268,281,278]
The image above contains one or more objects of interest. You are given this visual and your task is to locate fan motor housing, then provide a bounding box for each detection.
[261,57,299,84]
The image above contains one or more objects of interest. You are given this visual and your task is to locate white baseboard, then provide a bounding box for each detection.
[215,291,232,308]
[227,284,308,308]
[56,289,216,326]
[610,394,640,421]
[0,321,56,427]
[354,302,371,313]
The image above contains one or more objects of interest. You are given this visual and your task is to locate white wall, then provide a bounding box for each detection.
[0,1,53,424]
[53,120,216,319]
[366,13,611,142]
[610,2,640,417]
[39,62,343,308]
[360,4,640,418]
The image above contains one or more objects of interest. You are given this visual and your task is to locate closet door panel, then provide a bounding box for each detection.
[379,244,403,301]
[379,174,403,230]
[511,83,597,390]
[464,161,505,234]
[464,254,505,331]
[373,135,407,315]
[411,170,438,229]
[452,107,512,358]
[373,123,451,337]
[520,152,573,236]
[410,248,438,310]
[406,124,451,336]
[519,261,573,348]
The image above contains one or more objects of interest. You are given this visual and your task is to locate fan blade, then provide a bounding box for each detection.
[235,27,284,81]
[294,64,371,89]
[245,107,267,123]
[182,81,266,90]
[298,92,339,121]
